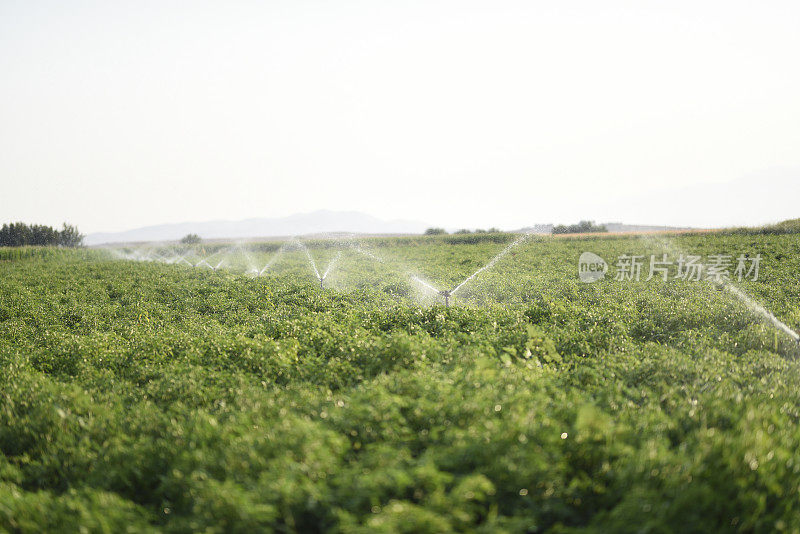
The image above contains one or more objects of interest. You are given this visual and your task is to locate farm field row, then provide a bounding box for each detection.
[1,233,799,532]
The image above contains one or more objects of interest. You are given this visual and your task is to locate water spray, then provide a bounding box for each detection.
[255,241,294,276]
[411,276,452,306]
[725,284,800,344]
[195,249,228,271]
[640,234,800,347]
[301,245,321,278]
[408,232,536,307]
[450,232,533,297]
[109,232,800,347]
[321,251,341,280]
[241,246,259,275]
[310,248,341,289]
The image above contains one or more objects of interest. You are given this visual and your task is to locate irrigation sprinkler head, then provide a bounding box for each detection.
[319,276,326,289]
[439,290,451,307]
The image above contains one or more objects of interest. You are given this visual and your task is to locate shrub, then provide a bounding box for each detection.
[552,220,607,234]
[180,233,202,245]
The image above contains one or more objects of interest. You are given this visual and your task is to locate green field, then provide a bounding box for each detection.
[2,233,800,532]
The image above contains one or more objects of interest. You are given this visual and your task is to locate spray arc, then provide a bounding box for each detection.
[414,232,534,307]
[107,233,800,346]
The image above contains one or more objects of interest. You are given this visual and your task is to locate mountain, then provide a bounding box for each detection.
[85,210,430,245]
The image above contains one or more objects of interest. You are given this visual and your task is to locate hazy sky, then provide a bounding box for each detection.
[2,1,799,233]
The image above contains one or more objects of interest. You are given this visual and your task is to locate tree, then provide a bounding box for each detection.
[59,223,84,247]
[30,224,59,246]
[424,228,447,235]
[0,222,83,247]
[0,223,27,247]
[552,220,607,234]
[180,233,202,245]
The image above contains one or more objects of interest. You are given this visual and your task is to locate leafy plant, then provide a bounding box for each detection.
[1,232,799,531]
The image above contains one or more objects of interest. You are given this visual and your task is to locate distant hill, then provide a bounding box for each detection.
[85,210,430,245]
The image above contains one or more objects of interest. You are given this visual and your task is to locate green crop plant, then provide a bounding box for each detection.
[1,232,799,532]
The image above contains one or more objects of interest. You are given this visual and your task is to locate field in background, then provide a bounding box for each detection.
[2,233,800,532]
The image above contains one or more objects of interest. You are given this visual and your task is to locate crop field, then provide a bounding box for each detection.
[2,232,800,532]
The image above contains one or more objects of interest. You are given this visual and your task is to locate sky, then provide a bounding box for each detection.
[1,0,799,233]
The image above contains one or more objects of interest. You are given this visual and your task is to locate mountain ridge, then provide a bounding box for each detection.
[85,210,430,245]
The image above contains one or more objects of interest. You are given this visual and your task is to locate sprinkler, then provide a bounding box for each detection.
[319,276,326,289]
[439,289,451,307]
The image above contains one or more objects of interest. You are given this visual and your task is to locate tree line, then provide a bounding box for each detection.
[424,227,502,235]
[552,220,607,234]
[425,222,608,235]
[0,222,84,247]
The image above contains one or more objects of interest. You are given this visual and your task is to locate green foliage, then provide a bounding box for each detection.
[552,221,608,235]
[1,232,799,531]
[58,223,84,247]
[424,228,448,235]
[524,325,561,365]
[180,233,202,245]
[453,228,503,235]
[727,218,800,236]
[0,222,84,248]
[0,247,96,262]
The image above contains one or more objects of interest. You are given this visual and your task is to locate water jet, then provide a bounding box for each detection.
[450,232,533,297]
[255,241,292,276]
[725,284,800,344]
[640,235,800,347]
[410,276,452,306]
[295,242,342,289]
